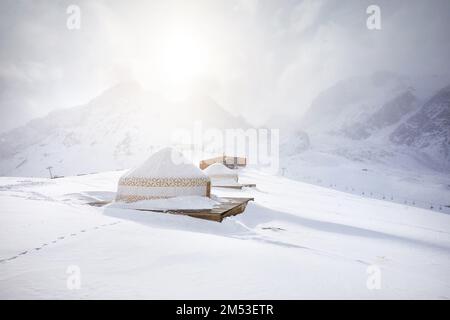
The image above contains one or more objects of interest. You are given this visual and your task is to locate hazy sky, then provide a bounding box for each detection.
[1,0,450,131]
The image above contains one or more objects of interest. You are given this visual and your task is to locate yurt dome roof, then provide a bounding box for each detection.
[116,148,210,202]
[203,163,237,176]
[123,148,207,179]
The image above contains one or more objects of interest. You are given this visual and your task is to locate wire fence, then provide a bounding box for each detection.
[296,175,450,214]
[51,168,450,214]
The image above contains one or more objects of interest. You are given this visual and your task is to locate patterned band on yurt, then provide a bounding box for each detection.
[116,148,210,202]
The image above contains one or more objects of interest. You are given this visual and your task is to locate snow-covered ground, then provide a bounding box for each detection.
[281,140,450,212]
[0,169,449,299]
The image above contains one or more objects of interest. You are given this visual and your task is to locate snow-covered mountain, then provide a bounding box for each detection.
[341,90,418,140]
[301,71,415,134]
[299,72,450,172]
[390,85,450,170]
[0,82,249,177]
[272,72,450,208]
[263,115,310,157]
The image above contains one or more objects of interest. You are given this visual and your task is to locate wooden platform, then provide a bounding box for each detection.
[213,183,256,190]
[199,155,247,170]
[137,197,253,222]
[88,197,253,222]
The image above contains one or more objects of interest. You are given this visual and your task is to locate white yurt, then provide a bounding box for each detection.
[203,163,239,187]
[116,148,211,202]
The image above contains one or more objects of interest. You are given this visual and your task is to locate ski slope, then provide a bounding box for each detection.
[0,169,449,299]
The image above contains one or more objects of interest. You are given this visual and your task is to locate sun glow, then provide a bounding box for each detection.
[156,28,211,100]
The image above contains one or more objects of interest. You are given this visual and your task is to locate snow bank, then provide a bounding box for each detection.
[1,170,450,299]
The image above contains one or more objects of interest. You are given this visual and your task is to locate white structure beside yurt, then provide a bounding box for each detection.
[203,163,239,187]
[116,148,211,202]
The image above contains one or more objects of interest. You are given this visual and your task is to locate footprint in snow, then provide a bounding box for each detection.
[261,227,286,232]
[355,259,370,265]
[1,221,123,265]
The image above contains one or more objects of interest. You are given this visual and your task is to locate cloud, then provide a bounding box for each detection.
[290,0,325,34]
[233,0,259,14]
[0,0,450,130]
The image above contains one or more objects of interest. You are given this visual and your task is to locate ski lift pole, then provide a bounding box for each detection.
[46,166,53,179]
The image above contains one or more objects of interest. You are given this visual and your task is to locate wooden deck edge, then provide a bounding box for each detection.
[135,197,253,222]
[213,185,243,189]
[88,197,254,223]
[212,184,256,189]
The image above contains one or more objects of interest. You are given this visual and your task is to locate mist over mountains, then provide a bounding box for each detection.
[0,82,249,177]
[299,72,450,172]
[0,71,449,178]
[390,85,450,163]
